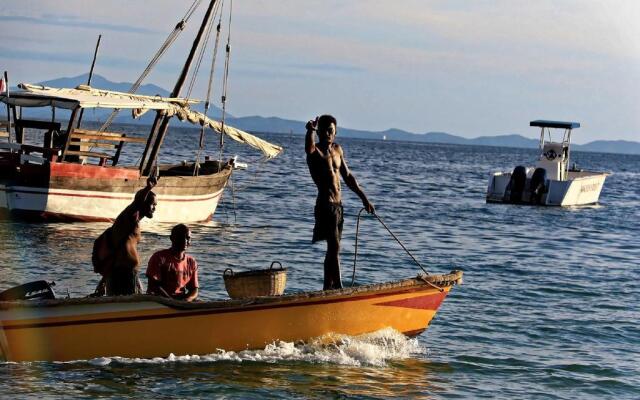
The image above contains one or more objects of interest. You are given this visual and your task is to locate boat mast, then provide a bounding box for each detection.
[77,34,102,129]
[141,0,218,176]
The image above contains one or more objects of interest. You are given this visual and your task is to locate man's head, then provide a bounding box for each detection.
[140,192,157,219]
[317,114,337,145]
[170,224,191,253]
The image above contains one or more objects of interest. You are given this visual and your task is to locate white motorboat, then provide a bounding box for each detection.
[486,120,608,206]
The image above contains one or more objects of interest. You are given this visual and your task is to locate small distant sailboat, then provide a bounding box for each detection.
[486,120,609,206]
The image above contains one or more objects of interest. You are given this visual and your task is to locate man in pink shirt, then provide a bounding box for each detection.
[146,224,199,302]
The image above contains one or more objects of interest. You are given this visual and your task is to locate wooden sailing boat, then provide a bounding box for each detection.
[0,0,282,223]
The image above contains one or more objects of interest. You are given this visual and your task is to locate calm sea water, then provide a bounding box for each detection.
[1,126,639,398]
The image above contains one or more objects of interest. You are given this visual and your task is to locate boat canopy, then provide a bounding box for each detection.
[1,83,198,110]
[530,120,580,130]
[1,83,283,159]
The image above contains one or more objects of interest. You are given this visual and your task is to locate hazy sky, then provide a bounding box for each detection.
[1,0,639,143]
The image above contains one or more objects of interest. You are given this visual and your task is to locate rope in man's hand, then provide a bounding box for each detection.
[352,208,443,292]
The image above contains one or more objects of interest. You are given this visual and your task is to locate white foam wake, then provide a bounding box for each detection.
[86,327,425,367]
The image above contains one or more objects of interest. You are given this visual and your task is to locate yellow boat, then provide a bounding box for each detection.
[0,271,462,362]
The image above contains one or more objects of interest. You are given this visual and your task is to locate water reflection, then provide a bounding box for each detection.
[1,356,453,398]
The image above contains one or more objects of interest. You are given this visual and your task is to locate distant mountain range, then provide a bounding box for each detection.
[11,74,640,155]
[225,116,640,155]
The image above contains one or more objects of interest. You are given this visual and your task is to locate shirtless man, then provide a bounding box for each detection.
[305,115,374,290]
[146,224,199,302]
[99,177,157,296]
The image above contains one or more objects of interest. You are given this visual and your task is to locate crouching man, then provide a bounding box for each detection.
[146,224,199,302]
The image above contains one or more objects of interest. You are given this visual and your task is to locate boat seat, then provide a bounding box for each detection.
[62,128,146,166]
[536,142,566,180]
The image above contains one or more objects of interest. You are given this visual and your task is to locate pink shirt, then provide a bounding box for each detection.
[146,249,199,296]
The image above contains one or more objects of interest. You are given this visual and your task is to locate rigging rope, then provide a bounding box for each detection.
[193,0,226,174]
[99,0,203,132]
[185,0,221,100]
[219,0,233,160]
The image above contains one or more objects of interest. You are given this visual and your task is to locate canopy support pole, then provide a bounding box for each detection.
[60,107,80,161]
[12,106,21,143]
[142,0,218,177]
[3,71,11,142]
[139,113,163,173]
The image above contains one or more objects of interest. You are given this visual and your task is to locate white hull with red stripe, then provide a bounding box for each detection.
[0,185,225,222]
[0,160,232,223]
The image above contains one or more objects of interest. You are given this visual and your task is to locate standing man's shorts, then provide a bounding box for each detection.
[106,268,143,296]
[312,202,344,243]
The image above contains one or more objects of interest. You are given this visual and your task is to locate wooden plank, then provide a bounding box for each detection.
[0,131,9,138]
[64,150,113,159]
[0,120,12,129]
[69,141,117,149]
[73,128,123,137]
[70,133,145,143]
[73,129,146,143]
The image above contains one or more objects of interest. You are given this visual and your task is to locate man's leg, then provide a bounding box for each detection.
[323,234,342,290]
[106,269,137,296]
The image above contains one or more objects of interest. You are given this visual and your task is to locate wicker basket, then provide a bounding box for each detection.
[223,261,287,299]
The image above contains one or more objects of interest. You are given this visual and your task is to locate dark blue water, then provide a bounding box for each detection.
[1,126,639,398]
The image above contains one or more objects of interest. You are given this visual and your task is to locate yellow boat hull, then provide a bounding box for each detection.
[0,271,462,362]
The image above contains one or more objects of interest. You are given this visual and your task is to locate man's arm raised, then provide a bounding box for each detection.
[305,117,318,155]
[338,146,375,214]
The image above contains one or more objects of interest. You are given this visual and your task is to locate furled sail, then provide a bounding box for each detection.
[1,83,283,159]
[163,107,283,159]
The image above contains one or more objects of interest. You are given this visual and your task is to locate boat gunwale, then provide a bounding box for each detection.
[0,270,463,312]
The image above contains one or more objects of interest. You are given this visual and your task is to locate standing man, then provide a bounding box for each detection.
[305,115,375,290]
[146,224,199,302]
[92,177,157,296]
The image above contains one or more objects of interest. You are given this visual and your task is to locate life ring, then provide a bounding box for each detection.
[544,149,557,161]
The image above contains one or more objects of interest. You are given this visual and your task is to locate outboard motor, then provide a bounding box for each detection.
[0,281,56,301]
[507,165,527,203]
[529,167,547,205]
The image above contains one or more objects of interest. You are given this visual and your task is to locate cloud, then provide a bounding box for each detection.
[0,15,159,34]
[287,63,364,74]
[0,46,152,70]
